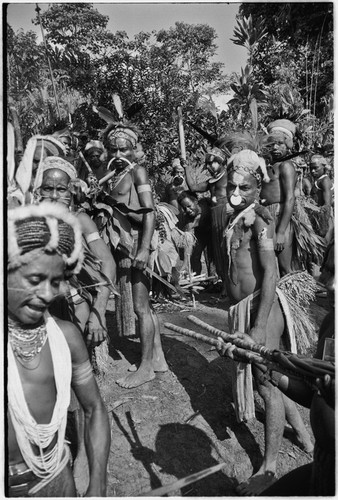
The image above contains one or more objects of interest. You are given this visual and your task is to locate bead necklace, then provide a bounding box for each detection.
[8,317,48,362]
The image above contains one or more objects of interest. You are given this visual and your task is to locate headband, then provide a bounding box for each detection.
[227,149,270,184]
[8,202,84,274]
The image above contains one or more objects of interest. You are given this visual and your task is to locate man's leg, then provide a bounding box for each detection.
[116,269,166,388]
[237,300,285,495]
[277,222,294,276]
[283,395,313,452]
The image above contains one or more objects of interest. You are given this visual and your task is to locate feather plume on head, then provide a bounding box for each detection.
[94,95,144,160]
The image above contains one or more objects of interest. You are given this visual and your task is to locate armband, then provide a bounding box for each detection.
[72,359,94,386]
[137,184,151,193]
[85,231,101,244]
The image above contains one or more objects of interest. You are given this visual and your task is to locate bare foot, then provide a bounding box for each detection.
[128,356,168,373]
[236,471,276,496]
[116,366,155,388]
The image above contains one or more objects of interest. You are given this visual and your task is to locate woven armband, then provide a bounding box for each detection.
[85,231,101,244]
[137,184,151,193]
[72,359,93,386]
[257,238,274,250]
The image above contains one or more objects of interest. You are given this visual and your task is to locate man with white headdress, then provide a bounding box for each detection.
[218,149,313,496]
[7,203,110,497]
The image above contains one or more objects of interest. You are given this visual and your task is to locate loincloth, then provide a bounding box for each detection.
[8,446,73,497]
[228,287,297,423]
[211,201,233,280]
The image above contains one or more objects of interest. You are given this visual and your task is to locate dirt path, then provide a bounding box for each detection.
[76,292,327,496]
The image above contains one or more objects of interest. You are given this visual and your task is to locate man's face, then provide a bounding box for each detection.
[206,159,223,177]
[59,137,71,156]
[180,197,199,219]
[39,169,72,207]
[227,171,259,211]
[86,148,103,170]
[310,158,325,179]
[8,253,65,325]
[173,166,185,185]
[268,134,288,161]
[108,137,135,170]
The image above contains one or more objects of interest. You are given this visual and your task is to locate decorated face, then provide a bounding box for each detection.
[268,134,289,161]
[227,170,259,211]
[179,197,199,219]
[108,137,135,170]
[173,166,185,185]
[206,159,223,177]
[39,169,72,207]
[8,253,65,325]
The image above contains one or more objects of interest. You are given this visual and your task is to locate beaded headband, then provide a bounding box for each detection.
[227,149,270,185]
[107,127,138,148]
[8,203,84,274]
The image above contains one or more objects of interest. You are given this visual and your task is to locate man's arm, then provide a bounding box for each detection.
[133,165,156,269]
[57,320,111,497]
[276,160,296,252]
[78,212,116,345]
[320,177,333,206]
[250,217,277,345]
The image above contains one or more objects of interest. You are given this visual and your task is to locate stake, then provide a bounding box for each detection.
[177,106,186,160]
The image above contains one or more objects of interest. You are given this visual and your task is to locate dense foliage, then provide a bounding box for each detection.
[7,2,334,191]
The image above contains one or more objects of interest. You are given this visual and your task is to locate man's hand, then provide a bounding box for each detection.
[86,309,107,346]
[132,247,150,270]
[216,331,256,363]
[275,231,285,252]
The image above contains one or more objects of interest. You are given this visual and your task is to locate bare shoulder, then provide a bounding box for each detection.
[280,159,297,174]
[253,211,274,238]
[53,317,88,364]
[77,211,98,235]
[134,164,150,184]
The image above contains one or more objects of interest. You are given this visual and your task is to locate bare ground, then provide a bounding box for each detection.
[74,291,329,497]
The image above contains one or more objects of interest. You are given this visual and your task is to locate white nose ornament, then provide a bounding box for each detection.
[230,194,242,206]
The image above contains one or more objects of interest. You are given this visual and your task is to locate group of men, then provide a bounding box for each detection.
[7,113,334,496]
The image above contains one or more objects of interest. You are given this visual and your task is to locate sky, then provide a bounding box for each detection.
[6,2,248,75]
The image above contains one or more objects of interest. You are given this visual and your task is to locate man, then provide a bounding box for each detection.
[77,140,107,183]
[34,156,116,346]
[177,190,212,275]
[162,158,189,210]
[259,239,335,495]
[7,203,110,496]
[219,149,312,495]
[98,122,168,388]
[183,147,230,293]
[260,119,297,275]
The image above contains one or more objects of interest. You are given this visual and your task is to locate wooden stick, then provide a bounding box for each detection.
[164,322,262,363]
[187,315,272,359]
[138,462,226,496]
[177,106,186,160]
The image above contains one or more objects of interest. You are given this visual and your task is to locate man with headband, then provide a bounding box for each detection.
[34,155,117,349]
[183,146,231,296]
[7,203,110,496]
[260,119,297,275]
[99,123,168,388]
[218,149,313,495]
